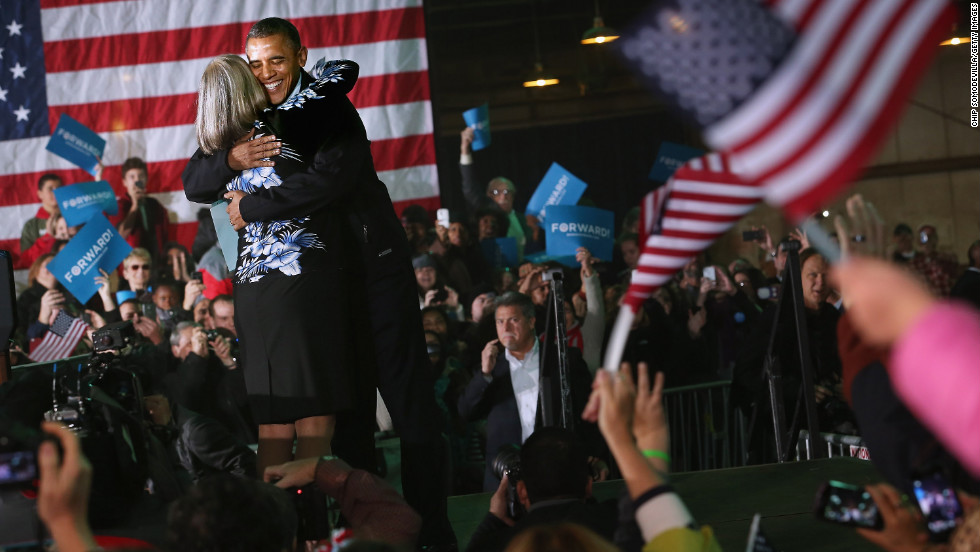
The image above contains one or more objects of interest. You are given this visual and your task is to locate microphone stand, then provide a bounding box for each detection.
[538,268,573,430]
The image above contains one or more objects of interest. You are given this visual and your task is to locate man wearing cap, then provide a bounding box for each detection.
[459,128,544,260]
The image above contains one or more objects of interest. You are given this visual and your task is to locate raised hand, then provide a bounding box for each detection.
[481,339,501,375]
[39,289,65,324]
[834,194,886,260]
[460,127,475,155]
[264,457,319,488]
[37,422,98,552]
[632,364,668,471]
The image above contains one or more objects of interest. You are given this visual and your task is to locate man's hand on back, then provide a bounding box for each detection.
[227,129,281,171]
[224,190,247,230]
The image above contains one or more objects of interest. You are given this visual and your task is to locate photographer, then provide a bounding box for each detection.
[465,427,617,552]
[415,253,464,318]
[143,387,256,483]
[118,298,166,349]
[169,322,254,444]
[109,157,170,264]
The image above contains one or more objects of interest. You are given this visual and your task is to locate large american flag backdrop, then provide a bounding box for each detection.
[0,0,438,276]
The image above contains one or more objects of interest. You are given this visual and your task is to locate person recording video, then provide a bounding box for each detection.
[109,157,171,265]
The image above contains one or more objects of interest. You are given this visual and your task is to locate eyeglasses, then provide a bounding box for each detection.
[490,189,513,197]
[128,264,151,271]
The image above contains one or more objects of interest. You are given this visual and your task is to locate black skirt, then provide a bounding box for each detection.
[233,270,356,424]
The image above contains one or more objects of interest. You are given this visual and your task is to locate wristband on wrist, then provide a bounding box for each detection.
[642,449,670,463]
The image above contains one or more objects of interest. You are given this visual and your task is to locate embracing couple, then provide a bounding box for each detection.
[181,17,455,548]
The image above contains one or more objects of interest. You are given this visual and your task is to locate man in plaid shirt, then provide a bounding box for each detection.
[910,225,958,297]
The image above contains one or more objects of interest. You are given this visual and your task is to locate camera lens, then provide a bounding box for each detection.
[491,444,521,481]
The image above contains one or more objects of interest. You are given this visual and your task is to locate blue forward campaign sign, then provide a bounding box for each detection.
[545,205,615,263]
[48,214,132,304]
[648,141,705,183]
[45,114,106,177]
[53,181,117,227]
[525,162,588,222]
[462,103,491,151]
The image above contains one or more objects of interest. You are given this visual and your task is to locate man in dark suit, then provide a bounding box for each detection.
[458,291,598,491]
[181,17,453,549]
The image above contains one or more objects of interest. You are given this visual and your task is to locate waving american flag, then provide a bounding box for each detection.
[0,0,438,276]
[607,0,954,368]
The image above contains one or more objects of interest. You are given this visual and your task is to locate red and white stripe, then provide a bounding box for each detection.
[27,318,89,363]
[637,183,671,244]
[2,0,438,275]
[706,0,954,220]
[623,153,765,312]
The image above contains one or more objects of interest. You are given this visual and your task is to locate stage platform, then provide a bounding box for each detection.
[448,457,882,551]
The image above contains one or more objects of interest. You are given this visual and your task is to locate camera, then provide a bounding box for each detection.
[742,229,765,242]
[491,444,526,520]
[813,480,883,530]
[432,287,449,303]
[92,320,136,353]
[912,469,965,542]
[205,329,222,341]
[0,420,55,489]
[140,302,156,319]
[541,267,563,282]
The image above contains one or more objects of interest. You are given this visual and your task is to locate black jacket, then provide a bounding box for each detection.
[171,404,256,481]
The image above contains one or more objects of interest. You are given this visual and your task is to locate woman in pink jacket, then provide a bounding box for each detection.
[833,257,980,478]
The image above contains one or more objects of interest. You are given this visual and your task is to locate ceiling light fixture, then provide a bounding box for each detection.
[581,0,619,45]
[522,0,559,88]
[523,62,560,88]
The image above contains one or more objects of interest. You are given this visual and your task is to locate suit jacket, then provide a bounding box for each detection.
[457,345,598,491]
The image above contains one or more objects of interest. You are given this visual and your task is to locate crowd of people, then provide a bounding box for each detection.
[1,13,978,552]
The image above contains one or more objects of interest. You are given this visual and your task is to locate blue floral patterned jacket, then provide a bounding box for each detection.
[226,60,359,284]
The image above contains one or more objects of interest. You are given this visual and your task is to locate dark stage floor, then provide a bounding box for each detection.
[448,457,882,551]
[1,457,881,550]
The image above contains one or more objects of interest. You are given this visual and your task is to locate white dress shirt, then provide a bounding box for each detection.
[505,340,540,443]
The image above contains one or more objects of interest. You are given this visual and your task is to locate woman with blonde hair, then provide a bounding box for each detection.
[186,53,363,474]
[504,523,619,552]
